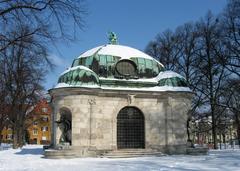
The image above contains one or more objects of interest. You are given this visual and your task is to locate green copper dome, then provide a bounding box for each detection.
[157,71,188,87]
[71,44,164,79]
[58,66,99,87]
[55,43,190,92]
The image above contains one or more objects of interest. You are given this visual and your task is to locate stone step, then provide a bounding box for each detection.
[110,149,158,153]
[102,153,164,158]
[101,149,165,158]
[186,147,209,155]
[105,151,161,155]
[44,150,79,159]
[44,148,165,159]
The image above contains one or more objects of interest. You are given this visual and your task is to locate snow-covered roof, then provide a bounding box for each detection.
[54,82,191,92]
[55,70,191,92]
[99,77,158,83]
[78,44,163,66]
[79,46,103,58]
[54,41,191,93]
[55,83,100,89]
[156,71,185,80]
[60,65,94,76]
[101,86,191,92]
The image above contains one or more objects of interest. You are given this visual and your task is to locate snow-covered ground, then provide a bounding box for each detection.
[1,145,240,171]
[0,143,12,151]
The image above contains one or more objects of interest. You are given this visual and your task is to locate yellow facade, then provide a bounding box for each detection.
[1,99,51,145]
[1,127,13,143]
[27,99,51,145]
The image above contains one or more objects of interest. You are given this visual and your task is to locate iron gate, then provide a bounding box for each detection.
[117,107,145,149]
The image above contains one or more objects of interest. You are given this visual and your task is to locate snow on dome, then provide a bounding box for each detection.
[101,86,191,92]
[78,44,163,67]
[156,71,185,80]
[54,41,191,92]
[55,83,100,89]
[60,65,94,76]
[157,71,189,89]
[79,45,103,58]
[57,65,100,88]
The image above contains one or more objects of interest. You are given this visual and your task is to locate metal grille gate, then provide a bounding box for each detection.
[117,107,145,149]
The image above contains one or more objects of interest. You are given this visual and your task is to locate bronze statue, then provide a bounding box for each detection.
[108,31,118,44]
[56,114,72,145]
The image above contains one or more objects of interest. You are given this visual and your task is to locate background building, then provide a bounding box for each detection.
[27,99,52,145]
[1,99,52,145]
[191,114,238,149]
[1,126,13,144]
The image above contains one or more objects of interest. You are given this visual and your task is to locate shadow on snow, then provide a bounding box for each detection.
[15,147,43,155]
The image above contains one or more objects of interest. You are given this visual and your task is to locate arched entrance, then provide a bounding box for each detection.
[57,108,72,145]
[117,107,145,149]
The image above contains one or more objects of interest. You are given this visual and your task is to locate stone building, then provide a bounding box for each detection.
[48,35,193,157]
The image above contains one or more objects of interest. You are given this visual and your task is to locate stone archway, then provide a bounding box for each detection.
[57,107,72,145]
[117,107,145,149]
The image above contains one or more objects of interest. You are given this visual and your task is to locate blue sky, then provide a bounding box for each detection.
[46,0,227,90]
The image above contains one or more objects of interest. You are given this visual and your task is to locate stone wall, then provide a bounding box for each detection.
[50,87,192,154]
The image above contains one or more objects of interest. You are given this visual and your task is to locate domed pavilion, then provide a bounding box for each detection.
[47,33,193,157]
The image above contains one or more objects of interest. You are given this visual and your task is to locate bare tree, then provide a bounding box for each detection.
[0,0,86,52]
[0,84,8,145]
[221,79,240,147]
[221,0,240,78]
[145,29,181,70]
[195,12,230,149]
[0,1,86,148]
[145,22,206,142]
[174,23,206,142]
[0,26,49,148]
[145,1,239,150]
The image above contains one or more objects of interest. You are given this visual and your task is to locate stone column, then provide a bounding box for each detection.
[88,98,96,149]
[52,109,56,147]
[55,110,61,146]
[72,107,80,147]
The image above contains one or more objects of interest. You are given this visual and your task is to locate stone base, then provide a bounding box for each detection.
[44,144,191,158]
[164,144,188,154]
[186,147,209,155]
[101,149,165,158]
[44,148,95,159]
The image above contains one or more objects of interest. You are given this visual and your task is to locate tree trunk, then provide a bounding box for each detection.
[13,126,19,149]
[235,112,240,148]
[0,129,2,145]
[219,133,222,149]
[223,133,226,149]
[18,126,24,148]
[211,109,218,149]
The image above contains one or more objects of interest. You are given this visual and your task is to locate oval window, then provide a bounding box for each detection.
[115,60,137,77]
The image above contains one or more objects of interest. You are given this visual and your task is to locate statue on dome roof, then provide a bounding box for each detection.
[108,31,118,44]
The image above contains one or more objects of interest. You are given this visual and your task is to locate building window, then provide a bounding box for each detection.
[33,121,38,126]
[7,134,13,139]
[42,107,48,113]
[33,129,38,135]
[42,116,48,122]
[41,126,48,132]
[42,136,47,140]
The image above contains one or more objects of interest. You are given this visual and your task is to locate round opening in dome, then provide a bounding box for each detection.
[115,59,137,77]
